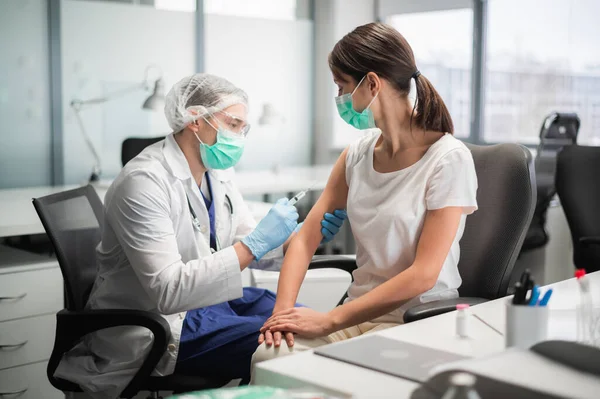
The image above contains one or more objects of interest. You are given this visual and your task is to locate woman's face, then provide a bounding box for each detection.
[195,103,249,145]
[334,71,376,114]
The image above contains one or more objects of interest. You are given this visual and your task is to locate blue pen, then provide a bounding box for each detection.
[538,288,553,307]
[528,285,540,306]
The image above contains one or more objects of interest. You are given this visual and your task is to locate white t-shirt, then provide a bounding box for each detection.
[344,131,478,323]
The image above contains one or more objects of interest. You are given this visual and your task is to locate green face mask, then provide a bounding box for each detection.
[335,75,379,130]
[195,118,245,170]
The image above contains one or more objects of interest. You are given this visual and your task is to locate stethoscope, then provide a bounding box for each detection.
[185,193,234,252]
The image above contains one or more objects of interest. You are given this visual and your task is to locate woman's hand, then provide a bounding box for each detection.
[260,307,335,341]
[258,329,295,348]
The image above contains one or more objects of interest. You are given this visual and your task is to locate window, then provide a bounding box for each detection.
[386,8,473,138]
[204,0,298,20]
[485,0,600,145]
[155,0,196,12]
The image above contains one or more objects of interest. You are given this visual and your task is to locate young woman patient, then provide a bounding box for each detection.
[251,22,478,368]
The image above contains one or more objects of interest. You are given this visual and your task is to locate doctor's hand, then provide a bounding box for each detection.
[293,209,347,243]
[242,198,299,260]
[321,209,347,243]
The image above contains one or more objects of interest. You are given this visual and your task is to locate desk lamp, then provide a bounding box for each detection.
[70,65,165,182]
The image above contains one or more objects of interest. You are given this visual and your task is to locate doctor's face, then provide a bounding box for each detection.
[196,104,249,145]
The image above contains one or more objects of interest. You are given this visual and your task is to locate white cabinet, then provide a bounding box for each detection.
[0,245,64,399]
[0,362,63,399]
[0,267,63,322]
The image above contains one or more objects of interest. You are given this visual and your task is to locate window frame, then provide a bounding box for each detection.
[376,0,492,146]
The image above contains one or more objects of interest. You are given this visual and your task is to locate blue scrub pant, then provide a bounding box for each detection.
[174,287,279,384]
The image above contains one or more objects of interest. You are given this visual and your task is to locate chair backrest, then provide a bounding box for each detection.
[522,113,579,252]
[121,136,165,166]
[32,185,104,311]
[458,143,536,299]
[536,112,579,164]
[556,145,600,272]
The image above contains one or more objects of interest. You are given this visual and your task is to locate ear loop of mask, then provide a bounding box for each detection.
[352,75,379,112]
[193,114,223,143]
[202,114,220,132]
[191,116,212,145]
[192,119,204,145]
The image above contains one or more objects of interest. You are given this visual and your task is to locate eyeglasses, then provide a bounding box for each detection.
[214,111,251,137]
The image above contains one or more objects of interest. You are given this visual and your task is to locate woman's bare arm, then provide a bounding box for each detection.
[273,148,350,312]
[327,206,463,329]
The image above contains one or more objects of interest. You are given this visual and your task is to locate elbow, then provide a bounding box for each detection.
[421,276,437,293]
[150,279,181,315]
[156,290,178,315]
[156,299,176,315]
[412,265,439,294]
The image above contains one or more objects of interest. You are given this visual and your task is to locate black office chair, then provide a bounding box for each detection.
[33,185,354,397]
[33,185,229,398]
[121,136,165,166]
[521,112,579,252]
[402,142,536,321]
[305,143,536,323]
[556,145,600,273]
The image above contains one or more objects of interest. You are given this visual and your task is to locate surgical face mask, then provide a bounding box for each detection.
[335,75,379,130]
[194,116,245,170]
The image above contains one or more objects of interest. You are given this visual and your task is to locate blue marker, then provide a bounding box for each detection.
[528,285,540,306]
[538,288,553,307]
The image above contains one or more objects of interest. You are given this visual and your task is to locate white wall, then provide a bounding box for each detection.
[313,0,376,164]
[0,0,52,188]
[59,2,313,182]
[204,15,313,171]
[60,0,195,183]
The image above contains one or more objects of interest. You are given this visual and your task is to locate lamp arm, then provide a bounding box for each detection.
[68,67,164,181]
[71,105,102,180]
[71,82,146,110]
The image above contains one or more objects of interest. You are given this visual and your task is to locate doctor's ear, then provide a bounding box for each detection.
[188,119,201,133]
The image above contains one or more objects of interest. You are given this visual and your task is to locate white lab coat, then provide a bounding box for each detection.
[54,133,283,399]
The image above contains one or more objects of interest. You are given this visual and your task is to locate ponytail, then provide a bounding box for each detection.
[413,74,454,134]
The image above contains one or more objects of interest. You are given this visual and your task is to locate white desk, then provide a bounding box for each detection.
[0,164,337,238]
[0,185,84,237]
[254,273,599,398]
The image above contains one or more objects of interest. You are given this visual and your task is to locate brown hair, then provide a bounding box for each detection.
[329,22,454,134]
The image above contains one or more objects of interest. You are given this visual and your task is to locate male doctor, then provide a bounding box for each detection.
[55,73,347,399]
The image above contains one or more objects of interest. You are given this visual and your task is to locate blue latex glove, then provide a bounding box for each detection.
[294,209,347,243]
[242,198,299,260]
[321,209,347,243]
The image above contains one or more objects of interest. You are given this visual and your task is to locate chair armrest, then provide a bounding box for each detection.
[580,236,600,248]
[48,308,170,398]
[308,255,357,276]
[308,255,356,307]
[403,297,488,323]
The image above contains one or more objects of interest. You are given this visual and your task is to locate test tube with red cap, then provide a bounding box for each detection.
[575,269,592,343]
[456,304,471,338]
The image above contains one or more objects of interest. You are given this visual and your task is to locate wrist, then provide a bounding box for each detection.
[234,242,255,270]
[327,306,345,332]
[241,234,264,260]
[273,300,295,314]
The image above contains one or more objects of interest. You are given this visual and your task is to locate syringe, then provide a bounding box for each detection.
[288,182,319,206]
